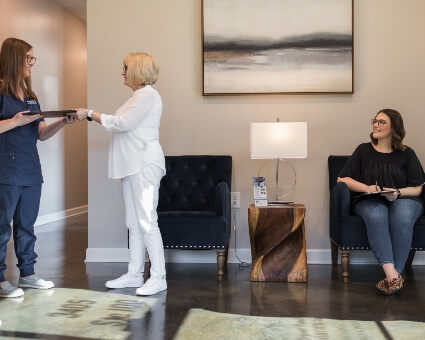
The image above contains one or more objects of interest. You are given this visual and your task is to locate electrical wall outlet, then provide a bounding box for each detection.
[231,192,241,208]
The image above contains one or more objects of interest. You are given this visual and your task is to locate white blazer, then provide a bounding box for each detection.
[100,85,166,179]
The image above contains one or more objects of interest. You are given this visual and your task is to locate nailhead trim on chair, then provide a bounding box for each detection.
[341,246,421,250]
[341,247,371,250]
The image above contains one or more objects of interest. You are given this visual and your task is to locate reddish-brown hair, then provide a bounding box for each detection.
[0,37,37,100]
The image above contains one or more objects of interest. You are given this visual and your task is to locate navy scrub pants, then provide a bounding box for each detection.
[0,184,41,282]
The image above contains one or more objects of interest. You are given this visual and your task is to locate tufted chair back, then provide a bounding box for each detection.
[158,155,232,212]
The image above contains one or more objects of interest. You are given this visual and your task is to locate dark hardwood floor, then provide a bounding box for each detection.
[2,213,425,339]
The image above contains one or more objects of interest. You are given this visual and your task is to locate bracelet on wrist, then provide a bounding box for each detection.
[87,109,93,121]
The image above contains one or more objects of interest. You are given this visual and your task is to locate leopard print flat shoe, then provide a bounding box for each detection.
[376,278,389,295]
[386,274,404,295]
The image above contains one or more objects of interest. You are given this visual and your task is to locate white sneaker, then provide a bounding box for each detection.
[105,273,144,289]
[18,275,54,290]
[0,281,25,297]
[136,277,167,296]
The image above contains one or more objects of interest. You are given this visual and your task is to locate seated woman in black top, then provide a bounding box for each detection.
[338,109,424,295]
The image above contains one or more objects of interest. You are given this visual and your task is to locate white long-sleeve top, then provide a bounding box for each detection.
[100,85,166,179]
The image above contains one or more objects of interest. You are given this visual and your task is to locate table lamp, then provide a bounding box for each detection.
[250,120,307,205]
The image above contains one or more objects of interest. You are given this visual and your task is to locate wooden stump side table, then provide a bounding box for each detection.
[248,204,308,282]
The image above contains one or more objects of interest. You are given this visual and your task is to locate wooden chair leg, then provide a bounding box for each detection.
[224,243,230,266]
[406,250,416,267]
[217,249,226,282]
[341,250,350,284]
[331,241,338,266]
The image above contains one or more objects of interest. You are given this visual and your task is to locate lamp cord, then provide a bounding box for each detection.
[232,207,251,268]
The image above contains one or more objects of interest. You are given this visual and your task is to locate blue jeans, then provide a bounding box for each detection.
[353,198,423,273]
[0,184,41,281]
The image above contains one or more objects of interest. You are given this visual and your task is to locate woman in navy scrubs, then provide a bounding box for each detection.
[0,37,77,298]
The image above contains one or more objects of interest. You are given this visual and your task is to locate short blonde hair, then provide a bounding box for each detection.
[123,52,159,87]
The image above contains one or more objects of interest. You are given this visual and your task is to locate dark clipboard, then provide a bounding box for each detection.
[23,110,77,118]
[355,190,397,197]
[352,190,397,206]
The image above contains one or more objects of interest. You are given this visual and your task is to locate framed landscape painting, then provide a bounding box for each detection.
[202,0,353,95]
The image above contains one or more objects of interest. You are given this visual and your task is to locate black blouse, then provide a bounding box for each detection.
[339,143,424,204]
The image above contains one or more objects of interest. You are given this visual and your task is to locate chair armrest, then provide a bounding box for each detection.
[330,181,352,242]
[330,181,351,215]
[420,187,425,216]
[215,182,230,217]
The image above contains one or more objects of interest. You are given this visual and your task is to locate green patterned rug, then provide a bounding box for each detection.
[2,290,425,339]
[0,288,159,339]
[175,309,425,340]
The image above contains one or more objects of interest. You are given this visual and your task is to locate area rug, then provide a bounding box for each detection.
[0,288,160,339]
[175,308,425,340]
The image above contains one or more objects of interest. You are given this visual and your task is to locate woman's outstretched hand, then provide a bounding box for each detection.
[13,111,41,126]
[64,114,78,124]
[75,108,88,120]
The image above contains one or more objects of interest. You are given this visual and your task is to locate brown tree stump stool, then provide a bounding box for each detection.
[248,204,307,282]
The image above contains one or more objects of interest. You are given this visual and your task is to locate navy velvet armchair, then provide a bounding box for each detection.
[157,155,232,281]
[328,155,425,283]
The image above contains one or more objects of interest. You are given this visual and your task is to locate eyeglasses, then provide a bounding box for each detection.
[26,55,36,64]
[123,65,128,72]
[371,119,388,127]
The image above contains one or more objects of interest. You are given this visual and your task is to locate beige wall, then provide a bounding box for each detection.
[86,0,425,264]
[0,0,88,219]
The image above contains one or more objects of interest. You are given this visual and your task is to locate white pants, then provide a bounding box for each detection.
[122,164,166,279]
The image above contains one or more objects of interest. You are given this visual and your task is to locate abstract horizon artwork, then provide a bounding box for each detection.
[202,0,353,95]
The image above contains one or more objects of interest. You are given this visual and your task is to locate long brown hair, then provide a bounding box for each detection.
[0,37,37,100]
[370,108,406,151]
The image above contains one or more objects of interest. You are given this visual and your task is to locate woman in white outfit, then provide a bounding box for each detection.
[76,52,167,296]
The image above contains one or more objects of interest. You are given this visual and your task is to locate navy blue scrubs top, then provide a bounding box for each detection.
[0,93,44,186]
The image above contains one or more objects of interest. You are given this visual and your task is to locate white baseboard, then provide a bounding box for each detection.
[35,205,88,227]
[84,247,425,265]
